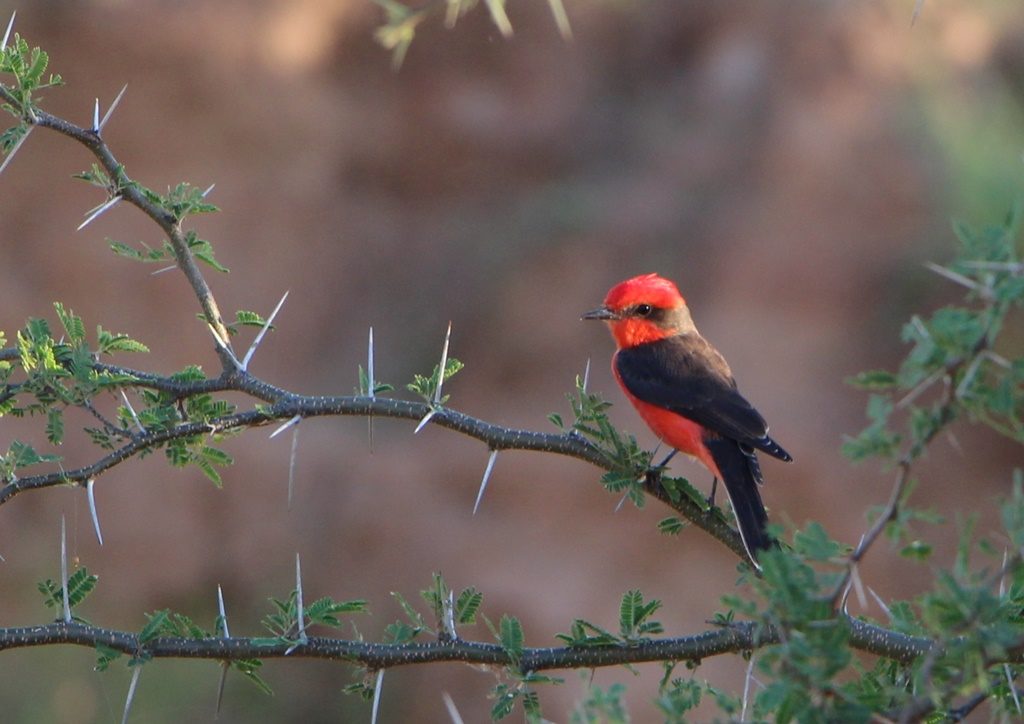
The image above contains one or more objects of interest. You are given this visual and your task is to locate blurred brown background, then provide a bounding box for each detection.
[1,1,1023,721]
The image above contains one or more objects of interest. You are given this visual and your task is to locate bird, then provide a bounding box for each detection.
[582,273,791,567]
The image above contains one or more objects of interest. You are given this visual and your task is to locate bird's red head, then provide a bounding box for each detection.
[604,273,685,311]
[582,273,692,348]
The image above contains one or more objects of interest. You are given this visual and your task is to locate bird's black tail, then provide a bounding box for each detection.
[704,438,775,568]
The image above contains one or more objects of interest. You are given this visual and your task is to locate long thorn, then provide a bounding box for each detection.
[119,390,146,433]
[433,322,452,405]
[414,408,436,434]
[217,584,230,637]
[0,125,33,177]
[77,195,122,231]
[367,326,375,452]
[741,654,755,722]
[371,669,385,724]
[99,84,128,131]
[241,290,289,370]
[86,479,104,546]
[269,414,301,439]
[582,357,591,394]
[92,98,100,132]
[867,586,892,620]
[285,553,306,654]
[214,663,229,719]
[201,182,216,198]
[61,515,71,623]
[206,323,241,368]
[240,288,288,370]
[122,665,141,724]
[215,584,230,718]
[287,423,300,510]
[1,11,15,51]
[546,0,572,40]
[473,449,499,515]
[442,692,465,724]
[1006,663,1022,714]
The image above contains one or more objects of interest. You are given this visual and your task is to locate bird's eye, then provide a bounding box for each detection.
[635,304,652,317]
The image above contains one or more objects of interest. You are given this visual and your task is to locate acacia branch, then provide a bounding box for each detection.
[0,85,234,369]
[0,616,947,672]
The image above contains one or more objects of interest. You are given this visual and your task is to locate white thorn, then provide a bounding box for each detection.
[121,665,142,724]
[614,490,629,513]
[740,654,755,722]
[0,124,33,177]
[241,290,289,370]
[1006,663,1022,714]
[911,0,925,26]
[849,562,867,610]
[201,182,216,198]
[92,98,100,132]
[214,662,229,719]
[414,409,436,434]
[442,692,465,724]
[285,553,306,655]
[866,586,892,620]
[77,195,122,231]
[120,390,146,433]
[1,11,15,52]
[924,261,981,292]
[150,264,177,276]
[214,584,230,717]
[206,323,241,368]
[371,669,385,724]
[99,84,128,131]
[60,514,71,623]
[86,479,103,546]
[269,414,301,439]
[547,0,572,40]
[999,548,1009,598]
[287,423,300,510]
[367,326,375,452]
[433,322,452,405]
[582,358,591,394]
[217,584,230,638]
[473,449,499,515]
[441,589,456,640]
[367,327,375,398]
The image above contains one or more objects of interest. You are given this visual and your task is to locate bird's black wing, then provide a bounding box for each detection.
[614,334,791,463]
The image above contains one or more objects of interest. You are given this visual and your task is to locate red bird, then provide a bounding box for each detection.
[583,273,791,567]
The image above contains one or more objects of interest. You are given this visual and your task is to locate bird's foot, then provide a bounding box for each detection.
[705,477,719,512]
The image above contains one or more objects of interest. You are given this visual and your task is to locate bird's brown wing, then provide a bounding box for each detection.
[614,334,792,463]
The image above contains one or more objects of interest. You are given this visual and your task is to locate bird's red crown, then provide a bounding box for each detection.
[604,273,685,311]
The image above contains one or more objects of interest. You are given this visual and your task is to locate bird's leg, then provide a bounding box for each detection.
[643,449,679,489]
[655,449,679,469]
[707,477,719,510]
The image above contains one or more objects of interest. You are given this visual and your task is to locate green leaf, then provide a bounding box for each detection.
[45,407,64,445]
[455,587,483,624]
[233,659,273,696]
[96,327,149,355]
[53,302,85,345]
[657,516,685,536]
[498,615,524,659]
[139,610,171,643]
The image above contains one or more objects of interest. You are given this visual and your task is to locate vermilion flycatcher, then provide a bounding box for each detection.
[583,273,791,566]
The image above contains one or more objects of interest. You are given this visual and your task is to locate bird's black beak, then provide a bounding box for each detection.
[581,305,618,321]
